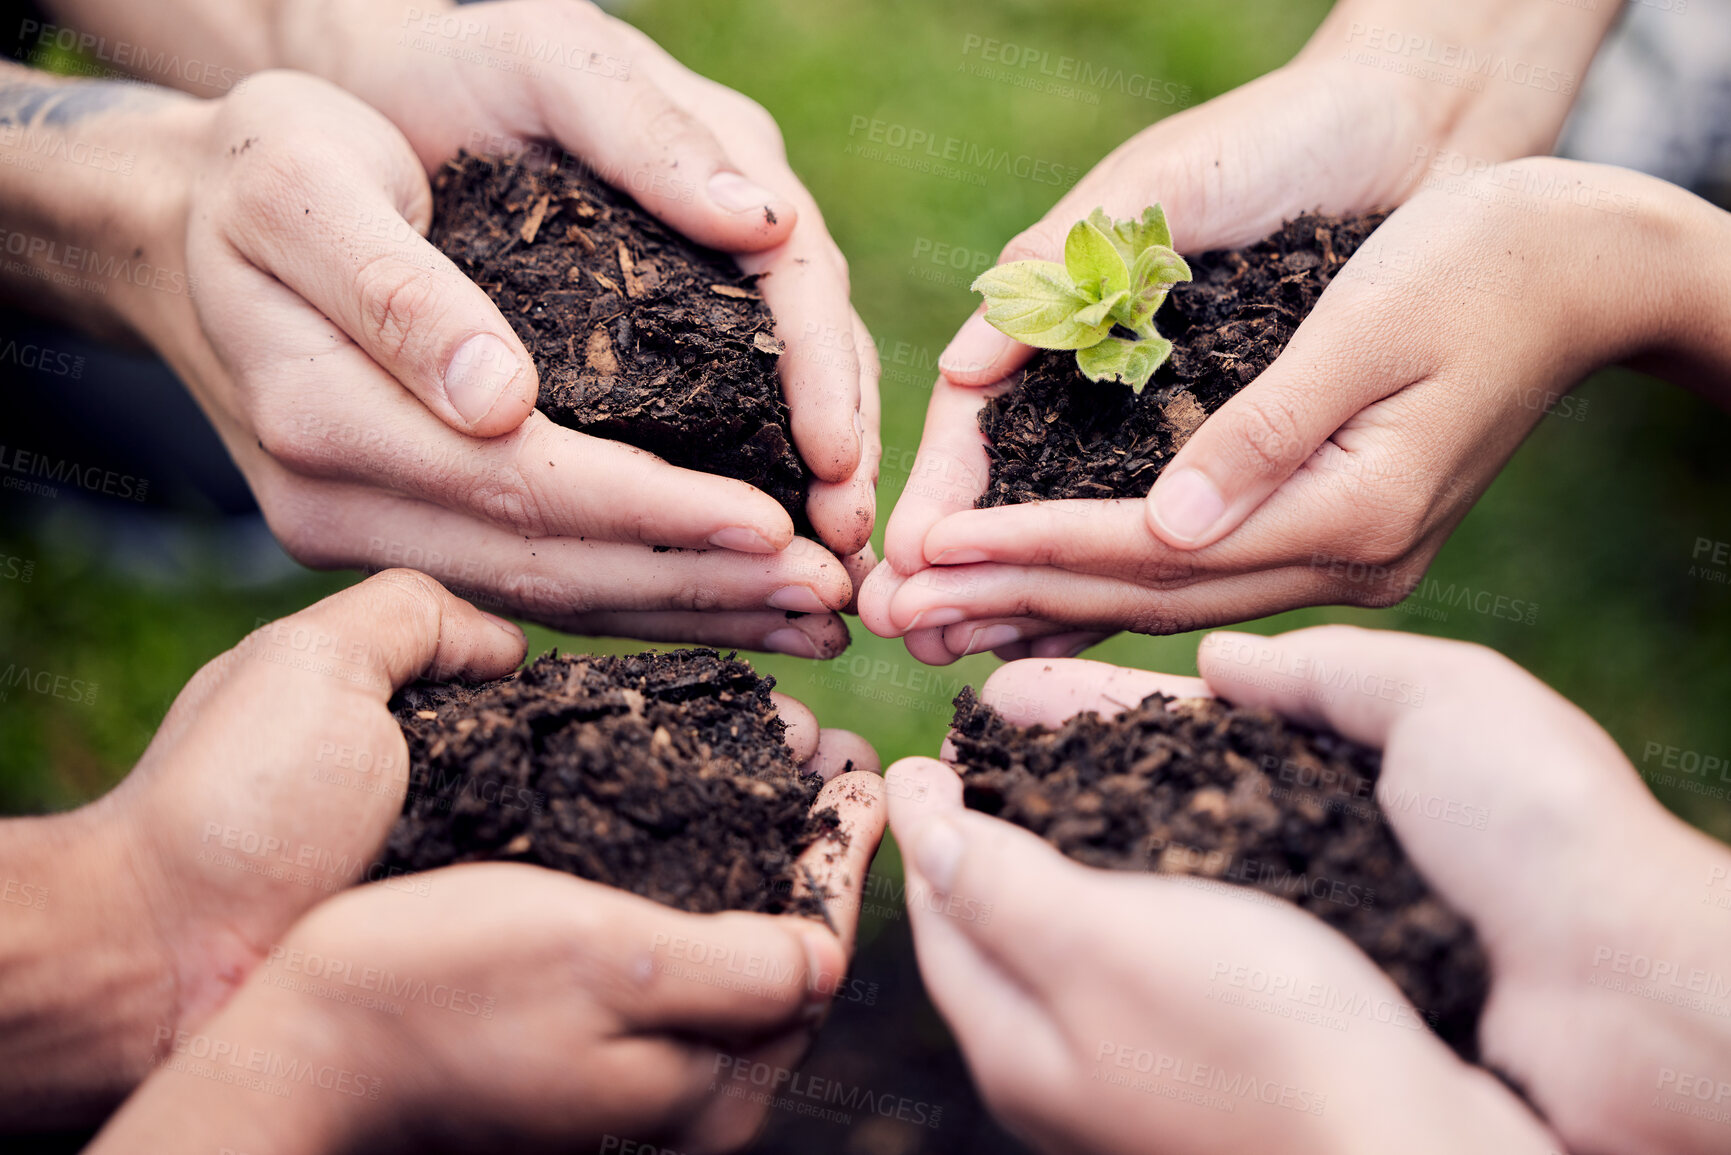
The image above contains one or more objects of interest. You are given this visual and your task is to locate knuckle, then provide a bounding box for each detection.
[253,406,330,474]
[1228,393,1309,477]
[999,221,1064,265]
[353,254,443,365]
[260,498,347,570]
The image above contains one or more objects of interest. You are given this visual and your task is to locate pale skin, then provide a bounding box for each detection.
[860,0,1731,663]
[887,627,1731,1155]
[0,568,885,1133]
[7,0,883,654]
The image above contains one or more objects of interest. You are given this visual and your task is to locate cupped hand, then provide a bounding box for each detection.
[886,626,1731,1155]
[286,0,878,556]
[88,756,887,1155]
[144,69,868,657]
[13,567,873,1126]
[862,159,1700,663]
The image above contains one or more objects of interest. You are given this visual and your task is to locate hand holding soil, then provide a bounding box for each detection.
[862,159,1722,663]
[84,858,883,1155]
[281,0,881,546]
[885,627,1731,1155]
[133,70,865,658]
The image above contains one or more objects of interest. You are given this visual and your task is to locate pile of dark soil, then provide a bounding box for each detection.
[947,687,1488,1060]
[380,649,837,917]
[430,152,813,535]
[977,212,1386,507]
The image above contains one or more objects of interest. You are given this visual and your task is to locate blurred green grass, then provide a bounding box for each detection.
[4,0,1731,859]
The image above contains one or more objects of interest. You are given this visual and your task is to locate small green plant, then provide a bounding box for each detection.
[971,205,1192,393]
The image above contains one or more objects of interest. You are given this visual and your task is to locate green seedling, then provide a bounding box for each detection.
[970,205,1192,393]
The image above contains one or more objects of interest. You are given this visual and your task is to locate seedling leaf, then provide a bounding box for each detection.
[972,260,1110,349]
[1076,335,1173,394]
[1064,219,1129,300]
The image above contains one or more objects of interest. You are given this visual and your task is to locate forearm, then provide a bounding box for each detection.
[34,0,278,96]
[0,60,202,343]
[1635,181,1731,408]
[85,979,361,1155]
[0,803,176,1129]
[1298,0,1622,161]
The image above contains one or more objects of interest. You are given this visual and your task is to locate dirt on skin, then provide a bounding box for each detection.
[430,152,814,536]
[977,212,1387,507]
[947,685,1488,1060]
[381,650,840,918]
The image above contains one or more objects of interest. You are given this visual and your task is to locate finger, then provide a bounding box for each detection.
[1144,272,1425,550]
[253,467,852,611]
[535,14,797,252]
[806,729,881,782]
[792,771,888,958]
[838,542,877,617]
[854,559,907,640]
[605,904,838,1038]
[739,219,860,486]
[803,310,882,552]
[559,609,852,661]
[768,692,820,764]
[217,264,800,552]
[937,617,1098,659]
[904,625,962,667]
[883,558,1348,637]
[882,375,993,575]
[244,568,525,699]
[215,113,539,438]
[973,658,1211,729]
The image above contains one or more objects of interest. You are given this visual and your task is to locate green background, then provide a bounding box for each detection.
[5,1,1731,1146]
[6,0,1730,834]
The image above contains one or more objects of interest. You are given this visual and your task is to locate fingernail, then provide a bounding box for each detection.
[764,627,821,659]
[915,819,964,893]
[932,548,989,566]
[445,333,522,427]
[853,409,865,457]
[963,624,1022,655]
[480,611,524,641]
[938,313,1007,379]
[908,607,967,630]
[708,171,780,214]
[768,586,829,613]
[708,527,776,554]
[1150,468,1226,545]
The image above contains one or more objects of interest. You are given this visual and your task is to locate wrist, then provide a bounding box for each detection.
[87,976,368,1155]
[0,70,212,344]
[0,801,179,1129]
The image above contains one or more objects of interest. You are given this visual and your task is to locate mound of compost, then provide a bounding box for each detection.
[381,649,838,917]
[978,212,1386,506]
[430,152,813,535]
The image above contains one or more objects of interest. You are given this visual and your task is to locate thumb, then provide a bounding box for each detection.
[246,569,526,700]
[218,98,541,438]
[1144,270,1422,549]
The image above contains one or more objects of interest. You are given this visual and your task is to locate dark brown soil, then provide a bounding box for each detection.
[381,649,839,918]
[430,153,814,537]
[947,687,1488,1060]
[977,213,1387,507]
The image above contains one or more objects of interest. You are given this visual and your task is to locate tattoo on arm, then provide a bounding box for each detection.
[0,75,141,129]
